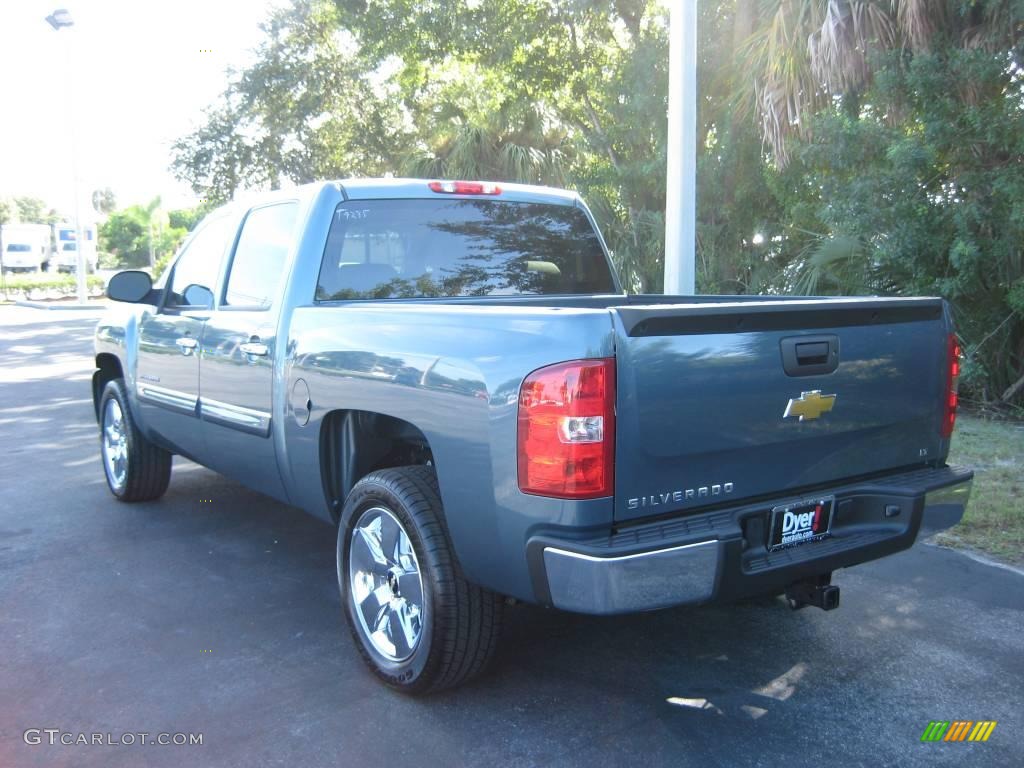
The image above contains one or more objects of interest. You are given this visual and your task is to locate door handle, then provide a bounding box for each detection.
[239,341,269,357]
[780,335,839,377]
[175,337,198,356]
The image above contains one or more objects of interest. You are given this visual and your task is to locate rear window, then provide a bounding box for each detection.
[6,244,31,252]
[316,199,615,300]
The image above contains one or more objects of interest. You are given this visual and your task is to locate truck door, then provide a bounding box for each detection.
[197,201,299,502]
[135,214,235,457]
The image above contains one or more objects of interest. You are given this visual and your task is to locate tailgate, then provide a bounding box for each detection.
[611,297,949,523]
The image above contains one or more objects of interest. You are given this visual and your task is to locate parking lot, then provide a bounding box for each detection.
[1,304,1022,768]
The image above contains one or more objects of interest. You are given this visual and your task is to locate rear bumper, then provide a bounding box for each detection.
[530,465,972,615]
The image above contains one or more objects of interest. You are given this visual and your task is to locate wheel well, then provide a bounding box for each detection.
[320,410,434,524]
[93,353,124,421]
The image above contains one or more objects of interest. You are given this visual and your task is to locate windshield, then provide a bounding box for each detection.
[316,199,615,300]
[62,243,76,252]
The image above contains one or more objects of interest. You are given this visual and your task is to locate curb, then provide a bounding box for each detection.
[924,540,1024,577]
[14,300,109,311]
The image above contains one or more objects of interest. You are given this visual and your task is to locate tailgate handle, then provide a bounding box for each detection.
[796,341,829,364]
[781,335,839,377]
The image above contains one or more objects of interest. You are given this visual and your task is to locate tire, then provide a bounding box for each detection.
[98,378,172,502]
[338,466,503,694]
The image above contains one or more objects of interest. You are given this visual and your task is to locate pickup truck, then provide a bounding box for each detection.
[94,178,973,693]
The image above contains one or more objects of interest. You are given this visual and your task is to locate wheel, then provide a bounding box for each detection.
[99,378,172,502]
[338,466,503,694]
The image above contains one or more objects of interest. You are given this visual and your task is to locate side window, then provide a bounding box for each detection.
[223,202,299,308]
[166,215,235,309]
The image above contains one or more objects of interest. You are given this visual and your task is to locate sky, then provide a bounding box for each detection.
[0,0,281,219]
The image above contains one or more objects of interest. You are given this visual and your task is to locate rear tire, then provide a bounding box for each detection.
[99,378,172,502]
[338,466,503,694]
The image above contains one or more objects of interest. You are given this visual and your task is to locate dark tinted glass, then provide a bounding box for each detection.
[316,199,615,300]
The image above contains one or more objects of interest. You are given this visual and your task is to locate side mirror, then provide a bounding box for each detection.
[182,284,214,309]
[107,270,154,303]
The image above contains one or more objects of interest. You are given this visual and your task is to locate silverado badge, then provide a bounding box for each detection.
[783,390,836,421]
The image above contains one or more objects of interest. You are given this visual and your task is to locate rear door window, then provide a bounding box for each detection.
[316,199,615,300]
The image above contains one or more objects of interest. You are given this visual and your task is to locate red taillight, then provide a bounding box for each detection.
[517,359,615,499]
[941,334,962,439]
[428,180,502,195]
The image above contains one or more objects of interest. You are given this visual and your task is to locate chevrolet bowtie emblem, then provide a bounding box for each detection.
[784,390,837,421]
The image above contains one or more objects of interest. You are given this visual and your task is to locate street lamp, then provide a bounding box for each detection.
[45,8,89,304]
[45,9,74,30]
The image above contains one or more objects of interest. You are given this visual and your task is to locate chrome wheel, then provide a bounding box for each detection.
[102,398,128,492]
[348,506,424,662]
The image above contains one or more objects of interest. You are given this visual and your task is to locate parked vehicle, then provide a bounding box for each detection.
[52,223,97,273]
[1,223,50,273]
[93,179,972,693]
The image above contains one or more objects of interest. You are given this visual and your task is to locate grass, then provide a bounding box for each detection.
[938,414,1024,566]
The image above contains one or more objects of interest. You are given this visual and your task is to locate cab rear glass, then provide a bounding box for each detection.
[316,199,615,300]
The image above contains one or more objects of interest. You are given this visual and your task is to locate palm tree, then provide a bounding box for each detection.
[400,102,570,186]
[735,0,1020,163]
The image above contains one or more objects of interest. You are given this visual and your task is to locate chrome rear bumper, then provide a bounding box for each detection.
[919,476,972,536]
[542,540,719,615]
[534,465,973,615]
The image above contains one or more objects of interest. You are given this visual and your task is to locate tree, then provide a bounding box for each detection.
[735,0,1022,163]
[2,196,62,225]
[171,0,411,203]
[168,204,211,232]
[170,0,1023,402]
[774,47,1024,401]
[99,198,188,269]
[91,188,117,216]
[99,208,148,267]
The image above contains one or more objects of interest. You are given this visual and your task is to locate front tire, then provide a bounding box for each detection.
[99,379,172,502]
[338,466,503,694]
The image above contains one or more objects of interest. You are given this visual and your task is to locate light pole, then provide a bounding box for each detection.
[46,8,89,304]
[664,0,698,296]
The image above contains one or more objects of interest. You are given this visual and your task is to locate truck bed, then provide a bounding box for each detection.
[315,292,949,524]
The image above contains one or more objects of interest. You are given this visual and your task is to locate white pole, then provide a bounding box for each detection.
[664,0,697,295]
[65,31,88,304]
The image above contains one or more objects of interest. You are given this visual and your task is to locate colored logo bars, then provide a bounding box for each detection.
[920,721,997,742]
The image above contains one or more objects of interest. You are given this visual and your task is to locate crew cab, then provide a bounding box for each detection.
[93,179,972,693]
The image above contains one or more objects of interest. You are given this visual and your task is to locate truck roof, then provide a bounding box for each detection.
[334,178,581,207]
[218,178,583,216]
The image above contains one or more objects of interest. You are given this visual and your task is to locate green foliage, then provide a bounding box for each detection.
[942,415,1024,564]
[153,251,174,280]
[0,196,61,225]
[170,0,1024,403]
[171,0,410,203]
[168,204,211,232]
[100,208,148,267]
[0,272,104,299]
[776,47,1024,401]
[98,198,189,270]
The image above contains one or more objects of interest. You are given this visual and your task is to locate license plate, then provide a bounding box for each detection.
[768,496,834,551]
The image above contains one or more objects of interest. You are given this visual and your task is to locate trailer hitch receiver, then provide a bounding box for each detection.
[785,573,840,611]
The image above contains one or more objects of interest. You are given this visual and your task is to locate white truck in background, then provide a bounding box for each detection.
[0,224,51,273]
[52,222,98,274]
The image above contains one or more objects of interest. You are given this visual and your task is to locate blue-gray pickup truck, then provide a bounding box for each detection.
[93,178,972,692]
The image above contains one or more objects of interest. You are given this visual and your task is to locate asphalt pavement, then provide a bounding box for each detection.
[1,304,1022,768]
